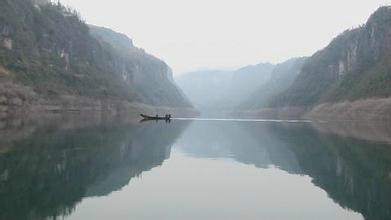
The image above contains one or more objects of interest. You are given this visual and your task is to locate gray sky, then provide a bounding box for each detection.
[60,0,390,75]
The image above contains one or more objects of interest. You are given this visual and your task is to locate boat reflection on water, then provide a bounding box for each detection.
[140,114,172,123]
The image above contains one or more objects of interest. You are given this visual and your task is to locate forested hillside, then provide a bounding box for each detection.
[88,25,192,107]
[0,0,192,114]
[269,6,391,107]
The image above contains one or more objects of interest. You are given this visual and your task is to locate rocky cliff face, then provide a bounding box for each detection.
[270,6,391,107]
[0,0,193,116]
[88,25,191,107]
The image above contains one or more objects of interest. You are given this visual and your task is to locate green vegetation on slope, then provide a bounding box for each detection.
[269,7,391,107]
[0,0,192,107]
[0,0,134,98]
[89,25,192,107]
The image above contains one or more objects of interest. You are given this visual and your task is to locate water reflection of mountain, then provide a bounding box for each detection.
[178,121,391,220]
[177,121,301,172]
[0,118,188,220]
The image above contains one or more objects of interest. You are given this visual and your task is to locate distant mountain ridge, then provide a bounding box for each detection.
[175,69,233,111]
[239,57,306,109]
[176,63,274,113]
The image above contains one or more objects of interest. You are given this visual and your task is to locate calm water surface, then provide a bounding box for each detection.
[0,117,390,220]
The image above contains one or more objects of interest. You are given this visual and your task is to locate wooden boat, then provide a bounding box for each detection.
[140,114,170,120]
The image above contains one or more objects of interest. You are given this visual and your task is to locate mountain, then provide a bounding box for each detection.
[0,0,193,116]
[88,25,192,108]
[239,57,306,109]
[176,63,274,113]
[269,6,391,109]
[219,63,275,110]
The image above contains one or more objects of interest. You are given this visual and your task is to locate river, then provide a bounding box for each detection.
[0,115,390,220]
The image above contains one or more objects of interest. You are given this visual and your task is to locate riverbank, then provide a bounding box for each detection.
[0,80,199,119]
[305,98,391,121]
[0,107,194,155]
[232,97,391,121]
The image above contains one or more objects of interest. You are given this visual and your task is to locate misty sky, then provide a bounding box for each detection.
[59,0,390,75]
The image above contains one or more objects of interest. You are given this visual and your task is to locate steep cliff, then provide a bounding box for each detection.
[88,25,192,107]
[270,7,391,108]
[0,0,192,115]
